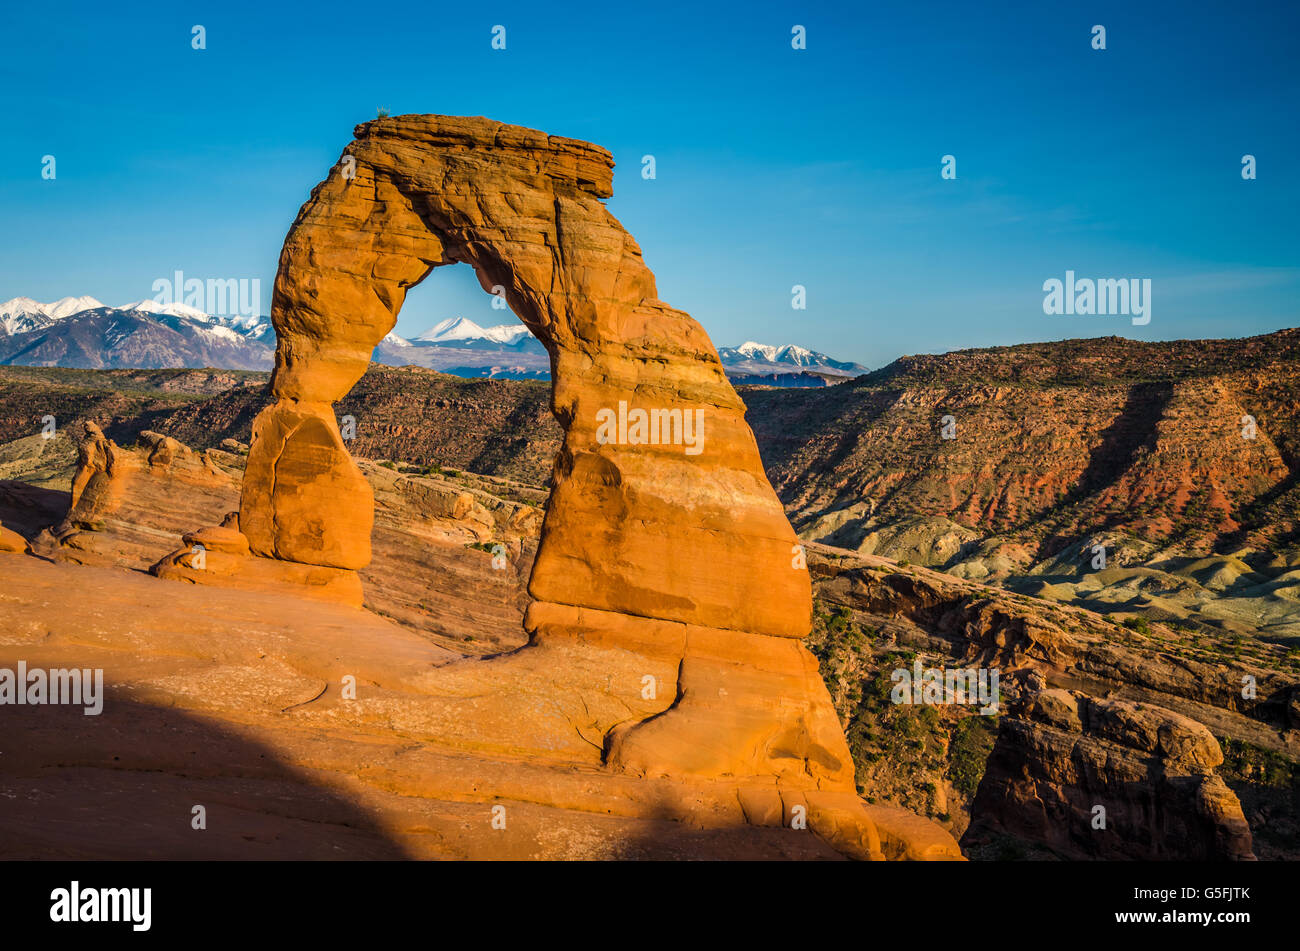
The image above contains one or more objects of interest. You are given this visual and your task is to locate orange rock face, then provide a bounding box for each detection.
[967,685,1255,860]
[67,420,123,526]
[173,114,931,858]
[257,114,809,637]
[0,521,27,553]
[240,401,373,569]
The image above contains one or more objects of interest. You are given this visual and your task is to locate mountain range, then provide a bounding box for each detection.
[374,315,551,381]
[0,297,274,370]
[375,316,869,384]
[718,342,867,379]
[0,297,868,385]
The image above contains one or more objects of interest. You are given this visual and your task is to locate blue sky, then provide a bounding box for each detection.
[1,0,1296,368]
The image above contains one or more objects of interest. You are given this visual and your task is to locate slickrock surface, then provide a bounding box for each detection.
[13,430,538,656]
[0,555,853,860]
[5,425,1284,858]
[1,433,937,858]
[30,426,243,571]
[0,520,27,552]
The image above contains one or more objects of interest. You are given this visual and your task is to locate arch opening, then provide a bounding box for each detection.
[373,260,548,385]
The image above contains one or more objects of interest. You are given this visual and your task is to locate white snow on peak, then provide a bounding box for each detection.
[484,324,532,344]
[44,295,105,319]
[736,341,781,361]
[415,316,486,342]
[120,299,213,322]
[0,295,104,334]
[122,300,272,342]
[733,341,821,365]
[1,296,44,315]
[415,316,531,345]
[383,332,412,347]
[0,297,45,321]
[0,295,103,320]
[194,324,244,344]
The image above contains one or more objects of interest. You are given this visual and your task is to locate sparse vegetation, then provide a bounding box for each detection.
[1220,738,1298,789]
[1122,616,1151,636]
[947,715,998,797]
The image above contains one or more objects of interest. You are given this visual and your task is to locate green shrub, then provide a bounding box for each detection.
[947,715,998,797]
[1122,616,1152,636]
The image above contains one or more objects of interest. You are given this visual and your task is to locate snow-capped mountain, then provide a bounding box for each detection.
[122,298,274,341]
[718,341,869,380]
[731,341,829,365]
[120,298,213,321]
[45,295,106,320]
[0,296,272,370]
[373,315,550,376]
[2,296,868,385]
[0,296,105,334]
[413,316,540,349]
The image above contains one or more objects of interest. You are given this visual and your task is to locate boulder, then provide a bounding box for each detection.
[964,684,1255,860]
[0,521,28,553]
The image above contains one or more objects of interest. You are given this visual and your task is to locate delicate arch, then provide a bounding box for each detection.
[244,115,810,638]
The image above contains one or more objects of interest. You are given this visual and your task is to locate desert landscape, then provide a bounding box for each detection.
[0,113,1294,860]
[7,6,1300,943]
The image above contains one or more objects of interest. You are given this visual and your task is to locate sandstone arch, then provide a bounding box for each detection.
[154,115,954,858]
[253,114,808,638]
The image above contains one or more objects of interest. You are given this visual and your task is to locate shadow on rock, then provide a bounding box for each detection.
[0,696,414,860]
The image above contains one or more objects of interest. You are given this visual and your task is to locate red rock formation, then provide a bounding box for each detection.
[157,115,930,858]
[966,681,1256,860]
[67,421,121,525]
[250,115,807,634]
